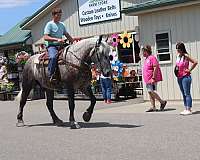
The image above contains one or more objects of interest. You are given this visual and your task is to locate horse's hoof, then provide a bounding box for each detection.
[83,112,91,122]
[16,120,24,127]
[53,119,63,126]
[70,121,81,129]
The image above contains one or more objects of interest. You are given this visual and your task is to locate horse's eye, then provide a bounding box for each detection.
[109,55,113,61]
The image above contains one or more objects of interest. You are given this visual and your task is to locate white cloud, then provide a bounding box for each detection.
[0,0,34,8]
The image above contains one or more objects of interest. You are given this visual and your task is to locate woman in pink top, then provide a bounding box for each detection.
[142,45,167,112]
[175,42,198,115]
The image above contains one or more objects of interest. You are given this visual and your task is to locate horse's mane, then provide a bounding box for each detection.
[68,38,109,59]
[69,38,97,57]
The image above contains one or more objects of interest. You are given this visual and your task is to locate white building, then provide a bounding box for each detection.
[21,0,200,100]
[123,0,200,100]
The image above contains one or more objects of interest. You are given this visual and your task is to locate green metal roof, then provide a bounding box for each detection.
[122,0,199,14]
[20,0,56,28]
[0,17,31,47]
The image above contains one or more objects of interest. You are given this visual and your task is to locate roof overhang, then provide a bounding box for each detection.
[122,0,200,16]
[21,0,61,30]
[0,34,31,48]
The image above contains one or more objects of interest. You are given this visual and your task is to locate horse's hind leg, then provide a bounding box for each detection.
[16,81,33,127]
[80,85,96,122]
[45,89,63,126]
[67,87,80,129]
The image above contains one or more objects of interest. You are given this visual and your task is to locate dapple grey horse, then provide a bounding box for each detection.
[16,36,112,129]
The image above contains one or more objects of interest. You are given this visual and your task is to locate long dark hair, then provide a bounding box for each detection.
[176,42,188,54]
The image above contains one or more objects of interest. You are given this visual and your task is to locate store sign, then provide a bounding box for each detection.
[78,0,121,25]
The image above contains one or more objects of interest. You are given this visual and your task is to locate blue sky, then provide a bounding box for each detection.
[0,0,50,35]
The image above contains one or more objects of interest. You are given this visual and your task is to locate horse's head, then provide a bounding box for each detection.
[90,36,112,77]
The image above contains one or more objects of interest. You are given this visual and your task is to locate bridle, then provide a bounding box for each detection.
[93,37,104,73]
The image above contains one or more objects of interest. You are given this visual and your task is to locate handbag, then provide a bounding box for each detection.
[174,65,179,77]
[174,55,184,77]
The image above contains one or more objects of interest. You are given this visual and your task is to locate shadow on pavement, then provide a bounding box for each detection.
[192,111,200,115]
[79,122,143,128]
[25,122,143,129]
[158,108,176,112]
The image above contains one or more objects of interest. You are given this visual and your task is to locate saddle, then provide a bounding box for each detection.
[38,48,65,66]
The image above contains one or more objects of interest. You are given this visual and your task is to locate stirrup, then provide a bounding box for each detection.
[49,75,57,82]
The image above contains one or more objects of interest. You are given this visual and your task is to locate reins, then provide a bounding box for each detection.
[94,36,104,73]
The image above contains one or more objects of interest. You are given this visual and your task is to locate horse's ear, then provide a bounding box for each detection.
[104,35,109,42]
[98,35,103,45]
[96,35,103,47]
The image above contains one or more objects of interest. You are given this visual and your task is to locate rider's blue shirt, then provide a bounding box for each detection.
[44,20,66,47]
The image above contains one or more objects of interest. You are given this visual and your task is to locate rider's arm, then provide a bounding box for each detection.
[43,34,64,43]
[64,32,74,44]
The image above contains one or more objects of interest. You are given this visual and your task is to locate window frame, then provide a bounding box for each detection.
[154,30,172,64]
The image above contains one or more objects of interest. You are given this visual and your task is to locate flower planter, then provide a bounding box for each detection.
[7,73,18,79]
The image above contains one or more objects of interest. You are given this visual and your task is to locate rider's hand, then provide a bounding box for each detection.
[150,78,156,84]
[57,38,65,43]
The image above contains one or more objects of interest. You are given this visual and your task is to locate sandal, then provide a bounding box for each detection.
[146,108,158,112]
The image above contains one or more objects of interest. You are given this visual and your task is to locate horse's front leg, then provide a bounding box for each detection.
[45,89,63,126]
[80,85,96,122]
[16,81,33,127]
[67,87,81,129]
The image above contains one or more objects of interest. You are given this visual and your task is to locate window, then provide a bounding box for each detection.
[155,31,171,62]
[117,34,141,64]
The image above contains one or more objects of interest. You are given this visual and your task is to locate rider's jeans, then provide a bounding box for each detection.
[47,46,58,77]
[177,75,192,109]
[100,77,112,100]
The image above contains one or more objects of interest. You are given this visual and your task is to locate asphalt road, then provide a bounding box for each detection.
[0,98,200,160]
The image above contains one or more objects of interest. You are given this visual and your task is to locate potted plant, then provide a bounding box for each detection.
[15,51,30,65]
[6,82,14,92]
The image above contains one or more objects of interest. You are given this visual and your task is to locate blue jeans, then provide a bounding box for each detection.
[177,75,192,109]
[47,46,58,77]
[100,78,112,100]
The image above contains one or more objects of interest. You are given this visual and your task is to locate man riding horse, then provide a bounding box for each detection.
[43,7,73,82]
[16,7,112,129]
[16,33,112,129]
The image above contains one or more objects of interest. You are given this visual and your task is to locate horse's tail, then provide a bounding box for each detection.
[15,89,22,101]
